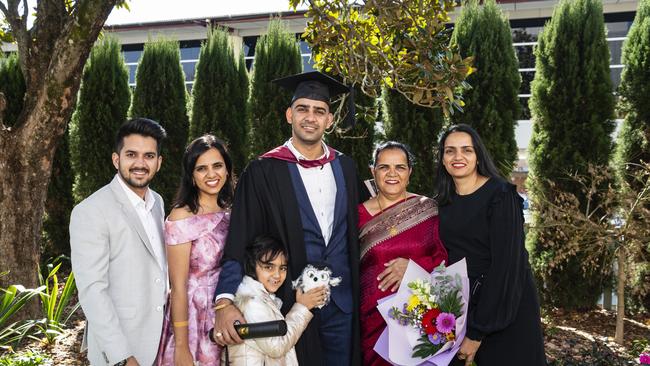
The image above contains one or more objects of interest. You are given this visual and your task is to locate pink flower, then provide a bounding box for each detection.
[435,312,456,334]
[640,352,650,365]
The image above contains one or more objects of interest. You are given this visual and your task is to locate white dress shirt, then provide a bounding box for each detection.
[286,139,337,245]
[116,175,166,273]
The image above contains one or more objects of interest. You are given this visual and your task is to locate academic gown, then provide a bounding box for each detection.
[220,154,361,366]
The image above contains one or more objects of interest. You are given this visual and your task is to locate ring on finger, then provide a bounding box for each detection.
[216,332,223,338]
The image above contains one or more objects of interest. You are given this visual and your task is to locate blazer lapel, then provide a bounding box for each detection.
[151,193,166,270]
[109,176,158,261]
[325,157,347,256]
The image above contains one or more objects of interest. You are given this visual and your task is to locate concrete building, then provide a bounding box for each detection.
[2,0,638,193]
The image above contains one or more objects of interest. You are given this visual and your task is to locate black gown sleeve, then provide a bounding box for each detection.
[214,160,267,298]
[466,183,527,341]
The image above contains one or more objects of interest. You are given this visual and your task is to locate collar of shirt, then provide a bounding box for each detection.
[285,138,330,162]
[115,174,155,212]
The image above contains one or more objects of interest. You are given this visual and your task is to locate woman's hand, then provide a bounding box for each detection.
[377,257,408,292]
[174,345,195,366]
[296,286,328,310]
[456,338,481,366]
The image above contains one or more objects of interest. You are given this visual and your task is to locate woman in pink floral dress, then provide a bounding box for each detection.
[156,135,234,366]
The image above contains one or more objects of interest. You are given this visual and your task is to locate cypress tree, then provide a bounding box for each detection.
[130,38,190,208]
[235,52,250,168]
[248,20,302,157]
[382,88,444,197]
[526,0,616,309]
[325,86,377,181]
[615,0,650,186]
[451,0,520,177]
[70,37,131,202]
[189,28,249,172]
[0,53,26,127]
[614,0,650,312]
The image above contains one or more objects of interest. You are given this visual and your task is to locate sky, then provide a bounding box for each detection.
[106,0,307,25]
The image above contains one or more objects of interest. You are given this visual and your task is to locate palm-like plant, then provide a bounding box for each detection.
[36,258,80,344]
[0,272,44,350]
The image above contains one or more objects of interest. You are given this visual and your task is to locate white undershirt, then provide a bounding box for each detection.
[116,174,166,272]
[285,139,337,245]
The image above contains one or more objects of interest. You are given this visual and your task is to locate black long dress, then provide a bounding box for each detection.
[439,178,546,366]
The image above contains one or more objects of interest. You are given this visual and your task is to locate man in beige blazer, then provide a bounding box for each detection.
[71,118,168,366]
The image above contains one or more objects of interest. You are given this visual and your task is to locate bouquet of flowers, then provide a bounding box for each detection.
[640,352,650,365]
[375,259,469,366]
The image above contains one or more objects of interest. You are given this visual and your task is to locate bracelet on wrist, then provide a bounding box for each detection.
[173,320,189,327]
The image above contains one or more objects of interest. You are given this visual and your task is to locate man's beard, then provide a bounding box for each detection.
[119,167,154,189]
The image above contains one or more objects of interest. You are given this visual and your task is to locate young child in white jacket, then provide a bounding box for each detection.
[225,236,327,366]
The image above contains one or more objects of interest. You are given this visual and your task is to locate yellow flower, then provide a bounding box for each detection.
[406,295,420,312]
[446,332,456,341]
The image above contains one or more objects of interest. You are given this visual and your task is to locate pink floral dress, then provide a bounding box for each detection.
[156,212,229,365]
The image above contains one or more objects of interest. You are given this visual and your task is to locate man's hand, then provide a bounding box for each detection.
[457,337,481,366]
[125,356,140,366]
[213,299,246,346]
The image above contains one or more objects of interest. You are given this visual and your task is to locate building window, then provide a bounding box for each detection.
[122,40,201,90]
[242,34,315,72]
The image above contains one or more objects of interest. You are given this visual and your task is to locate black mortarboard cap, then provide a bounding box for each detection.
[273,71,356,127]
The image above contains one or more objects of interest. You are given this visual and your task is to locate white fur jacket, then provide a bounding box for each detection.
[224,276,313,366]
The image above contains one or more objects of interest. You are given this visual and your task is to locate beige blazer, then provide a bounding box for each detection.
[70,176,167,366]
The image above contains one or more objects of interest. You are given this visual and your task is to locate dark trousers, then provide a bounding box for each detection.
[318,301,352,366]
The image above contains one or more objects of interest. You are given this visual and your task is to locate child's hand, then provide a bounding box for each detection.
[296,286,328,310]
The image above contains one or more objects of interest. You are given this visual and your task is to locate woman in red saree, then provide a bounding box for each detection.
[359,141,448,366]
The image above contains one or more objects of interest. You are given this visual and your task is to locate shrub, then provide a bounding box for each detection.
[451,0,520,177]
[248,20,302,157]
[325,85,377,182]
[526,0,616,309]
[189,28,250,172]
[130,38,190,208]
[70,37,131,202]
[382,88,444,197]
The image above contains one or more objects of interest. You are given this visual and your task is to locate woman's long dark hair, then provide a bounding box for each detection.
[173,134,234,213]
[435,124,502,206]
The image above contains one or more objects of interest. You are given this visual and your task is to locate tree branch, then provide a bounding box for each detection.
[0,2,9,16]
[22,0,28,22]
[2,1,31,84]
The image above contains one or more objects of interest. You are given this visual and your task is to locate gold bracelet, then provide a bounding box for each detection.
[213,302,232,311]
[173,320,189,327]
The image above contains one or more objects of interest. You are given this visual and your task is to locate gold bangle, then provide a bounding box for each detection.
[213,302,232,311]
[173,321,189,327]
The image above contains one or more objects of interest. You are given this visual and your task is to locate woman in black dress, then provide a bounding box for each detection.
[436,124,546,366]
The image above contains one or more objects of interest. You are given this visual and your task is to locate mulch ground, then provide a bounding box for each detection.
[14,308,650,365]
[543,308,650,365]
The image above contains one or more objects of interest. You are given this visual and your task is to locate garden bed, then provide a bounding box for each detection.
[6,308,650,365]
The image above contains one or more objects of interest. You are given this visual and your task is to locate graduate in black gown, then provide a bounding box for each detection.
[436,124,546,366]
[211,71,361,366]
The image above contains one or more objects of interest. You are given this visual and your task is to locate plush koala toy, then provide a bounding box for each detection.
[292,264,342,309]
